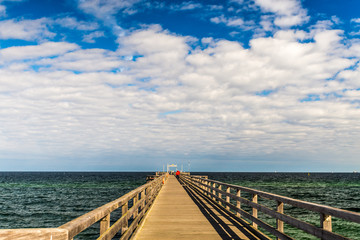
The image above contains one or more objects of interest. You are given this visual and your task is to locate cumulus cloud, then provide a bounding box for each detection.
[0,42,79,62]
[0,18,54,40]
[76,0,141,38]
[36,48,124,72]
[1,22,360,169]
[254,0,309,27]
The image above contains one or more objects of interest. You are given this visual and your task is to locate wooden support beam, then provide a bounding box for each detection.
[252,194,258,229]
[121,203,128,234]
[100,214,110,236]
[218,185,222,205]
[133,195,138,218]
[320,213,332,232]
[276,201,284,240]
[141,190,146,210]
[212,183,216,201]
[226,187,230,211]
[236,189,241,217]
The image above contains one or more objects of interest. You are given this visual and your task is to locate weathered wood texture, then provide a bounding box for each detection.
[133,175,264,240]
[184,175,360,240]
[0,228,68,240]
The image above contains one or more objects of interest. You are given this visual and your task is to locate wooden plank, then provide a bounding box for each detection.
[0,228,68,240]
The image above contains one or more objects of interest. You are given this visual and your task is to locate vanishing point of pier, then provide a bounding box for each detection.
[1,172,360,240]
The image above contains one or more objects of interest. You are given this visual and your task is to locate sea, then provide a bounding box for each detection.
[0,172,359,239]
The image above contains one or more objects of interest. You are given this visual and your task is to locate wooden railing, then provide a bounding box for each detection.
[0,175,164,240]
[181,175,360,240]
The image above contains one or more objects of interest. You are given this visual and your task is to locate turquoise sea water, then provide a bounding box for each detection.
[0,172,359,239]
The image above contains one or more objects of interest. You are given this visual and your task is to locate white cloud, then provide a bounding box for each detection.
[82,31,104,43]
[0,18,54,40]
[55,17,99,31]
[170,1,203,11]
[0,41,79,62]
[351,18,360,24]
[210,15,255,30]
[76,0,141,38]
[1,24,360,170]
[210,15,227,24]
[36,48,123,72]
[76,0,141,31]
[254,0,309,27]
[259,15,274,32]
[208,5,223,11]
[0,4,5,16]
[77,0,141,18]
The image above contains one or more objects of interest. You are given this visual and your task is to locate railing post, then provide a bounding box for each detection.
[226,187,230,211]
[145,186,150,206]
[276,201,284,239]
[204,180,208,196]
[236,189,241,217]
[212,183,216,201]
[218,185,222,205]
[320,213,332,235]
[208,181,211,197]
[99,213,110,236]
[141,190,145,210]
[252,194,258,229]
[203,179,207,195]
[133,194,138,218]
[121,203,128,234]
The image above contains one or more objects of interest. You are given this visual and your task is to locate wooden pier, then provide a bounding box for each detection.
[1,173,360,240]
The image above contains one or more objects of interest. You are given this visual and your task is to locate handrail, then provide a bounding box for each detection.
[0,175,165,240]
[190,176,360,223]
[181,175,360,240]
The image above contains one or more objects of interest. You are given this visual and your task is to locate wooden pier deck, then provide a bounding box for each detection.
[134,175,263,240]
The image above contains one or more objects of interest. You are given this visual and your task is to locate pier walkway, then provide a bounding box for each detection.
[134,175,262,240]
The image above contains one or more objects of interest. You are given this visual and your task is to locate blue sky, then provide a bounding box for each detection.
[1,0,360,172]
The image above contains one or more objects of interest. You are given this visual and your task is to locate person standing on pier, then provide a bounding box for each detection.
[175,170,180,179]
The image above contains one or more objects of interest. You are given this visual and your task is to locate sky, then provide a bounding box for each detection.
[0,0,360,172]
